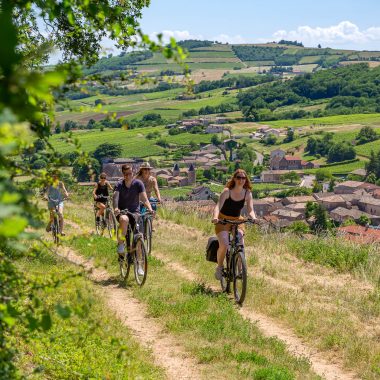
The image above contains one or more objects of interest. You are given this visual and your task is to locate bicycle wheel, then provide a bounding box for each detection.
[144,217,152,255]
[52,216,60,245]
[107,211,117,239]
[220,252,231,293]
[119,252,131,282]
[95,207,104,236]
[133,237,147,286]
[233,249,247,305]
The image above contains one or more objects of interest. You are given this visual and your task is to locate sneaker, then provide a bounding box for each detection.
[137,265,145,277]
[117,243,125,254]
[214,266,223,281]
[60,232,66,236]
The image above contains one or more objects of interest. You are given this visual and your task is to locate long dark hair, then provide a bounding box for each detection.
[226,169,252,190]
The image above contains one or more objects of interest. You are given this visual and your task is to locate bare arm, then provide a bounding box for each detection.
[92,183,98,199]
[60,182,69,198]
[246,192,257,220]
[113,191,120,212]
[212,188,229,222]
[140,191,154,213]
[107,181,113,191]
[152,178,161,203]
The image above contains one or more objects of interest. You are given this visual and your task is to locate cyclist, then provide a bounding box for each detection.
[212,169,257,280]
[45,171,69,236]
[113,164,154,274]
[135,162,162,208]
[92,172,113,225]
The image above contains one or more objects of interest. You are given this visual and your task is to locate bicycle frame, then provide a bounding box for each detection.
[217,218,254,305]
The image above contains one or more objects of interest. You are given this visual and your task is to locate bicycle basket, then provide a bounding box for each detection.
[206,237,219,263]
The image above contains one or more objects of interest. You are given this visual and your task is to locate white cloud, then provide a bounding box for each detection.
[272,21,380,47]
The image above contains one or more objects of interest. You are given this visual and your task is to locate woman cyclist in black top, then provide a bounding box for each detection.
[93,172,113,223]
[212,169,257,280]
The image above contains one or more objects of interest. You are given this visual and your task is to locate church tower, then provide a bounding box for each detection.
[187,163,196,185]
[173,163,180,177]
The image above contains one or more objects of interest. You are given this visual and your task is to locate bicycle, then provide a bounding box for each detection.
[47,197,66,246]
[140,198,159,255]
[94,196,117,238]
[118,209,148,286]
[216,218,254,305]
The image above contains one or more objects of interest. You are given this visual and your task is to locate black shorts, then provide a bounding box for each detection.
[116,212,140,232]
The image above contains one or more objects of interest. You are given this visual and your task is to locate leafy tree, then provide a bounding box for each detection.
[327,142,356,163]
[358,215,371,226]
[311,204,330,233]
[263,133,277,145]
[356,126,379,145]
[305,201,317,219]
[366,172,377,184]
[283,128,295,143]
[287,221,310,234]
[312,180,323,193]
[93,143,122,164]
[211,134,222,146]
[72,157,100,181]
[0,1,187,376]
[315,169,332,182]
[281,171,300,184]
[328,178,336,192]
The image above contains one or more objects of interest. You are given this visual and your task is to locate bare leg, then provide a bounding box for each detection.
[216,231,229,267]
[96,202,106,218]
[118,215,129,244]
[58,206,64,234]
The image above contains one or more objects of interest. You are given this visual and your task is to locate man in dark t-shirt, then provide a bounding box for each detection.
[113,165,154,263]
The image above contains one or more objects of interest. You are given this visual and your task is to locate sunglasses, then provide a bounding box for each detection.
[100,177,106,179]
[235,176,247,180]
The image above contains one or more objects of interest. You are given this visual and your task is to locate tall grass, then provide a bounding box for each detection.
[15,248,164,379]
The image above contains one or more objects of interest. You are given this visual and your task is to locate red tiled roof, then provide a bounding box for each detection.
[283,156,302,161]
[338,225,380,244]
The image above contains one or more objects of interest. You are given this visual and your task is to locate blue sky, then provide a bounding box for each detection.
[138,0,380,50]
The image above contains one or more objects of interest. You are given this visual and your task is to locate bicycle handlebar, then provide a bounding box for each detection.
[216,218,257,226]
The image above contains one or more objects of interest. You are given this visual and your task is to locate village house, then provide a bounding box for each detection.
[252,199,280,218]
[270,209,304,221]
[282,196,315,206]
[330,207,380,225]
[102,158,142,181]
[334,181,380,194]
[317,194,348,211]
[358,197,380,216]
[263,128,281,137]
[337,225,380,244]
[156,163,196,187]
[188,186,214,201]
[205,124,225,134]
[260,170,303,183]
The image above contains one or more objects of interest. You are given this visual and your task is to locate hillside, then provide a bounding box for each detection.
[16,197,380,379]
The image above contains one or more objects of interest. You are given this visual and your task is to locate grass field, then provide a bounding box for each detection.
[50,126,215,157]
[298,56,321,64]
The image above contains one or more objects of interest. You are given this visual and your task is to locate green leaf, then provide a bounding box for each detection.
[0,216,28,237]
[41,312,52,331]
[56,304,72,319]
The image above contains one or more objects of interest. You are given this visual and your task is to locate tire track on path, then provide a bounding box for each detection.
[153,249,360,380]
[56,246,203,380]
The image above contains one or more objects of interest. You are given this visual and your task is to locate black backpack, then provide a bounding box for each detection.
[206,237,219,263]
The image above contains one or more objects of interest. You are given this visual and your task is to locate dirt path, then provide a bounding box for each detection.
[153,250,360,380]
[57,247,202,380]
